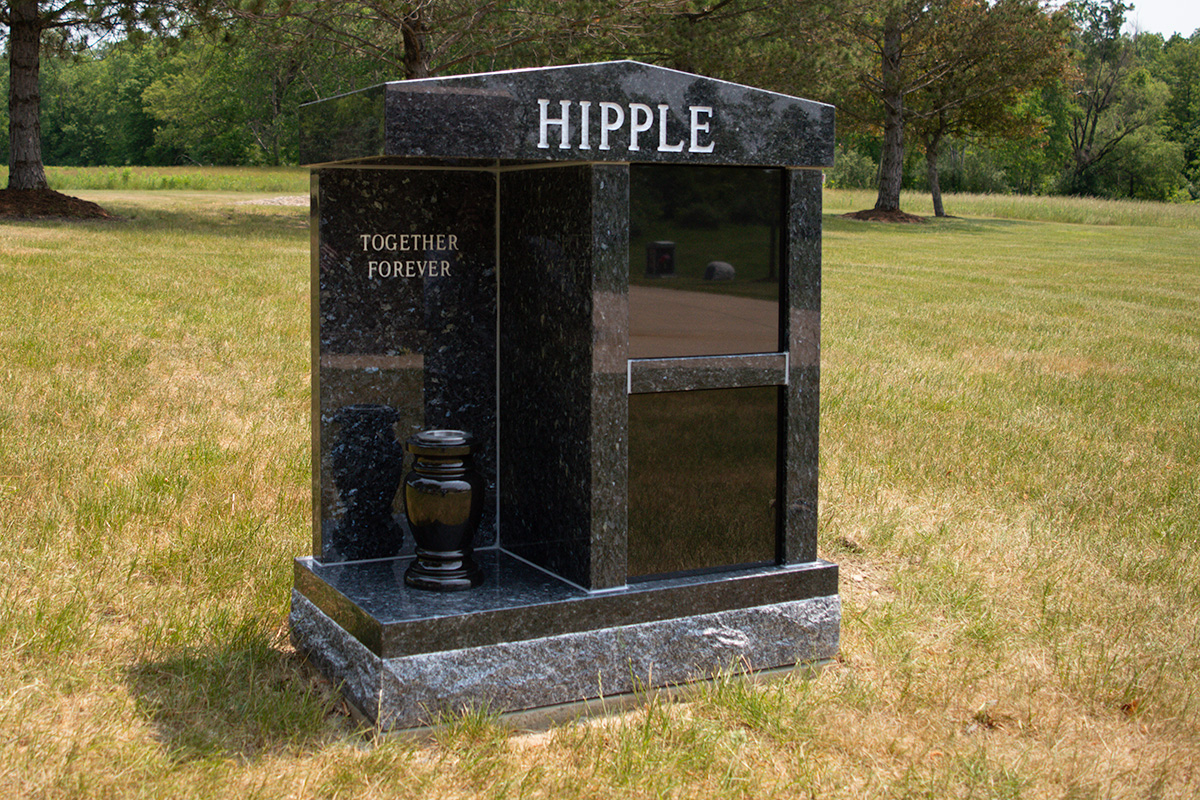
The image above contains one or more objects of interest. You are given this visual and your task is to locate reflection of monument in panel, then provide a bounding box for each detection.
[628,164,782,358]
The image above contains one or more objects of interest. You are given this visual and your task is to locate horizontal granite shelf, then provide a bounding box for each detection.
[295,550,838,659]
[629,353,787,394]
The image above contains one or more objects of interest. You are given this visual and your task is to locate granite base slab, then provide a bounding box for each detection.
[294,550,838,658]
[291,588,840,730]
[344,662,834,738]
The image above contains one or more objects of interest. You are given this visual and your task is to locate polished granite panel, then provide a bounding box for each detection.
[300,62,834,168]
[782,168,823,564]
[628,165,783,358]
[315,168,498,562]
[295,550,837,658]
[588,165,632,589]
[498,164,629,590]
[627,387,779,578]
[629,353,786,393]
[291,589,840,730]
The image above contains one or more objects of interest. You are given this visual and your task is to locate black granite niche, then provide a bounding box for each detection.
[295,61,838,729]
[629,165,783,359]
[628,386,780,578]
[314,167,497,562]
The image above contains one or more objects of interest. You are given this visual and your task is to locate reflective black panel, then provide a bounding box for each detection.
[629,165,783,358]
[315,168,497,562]
[627,386,779,579]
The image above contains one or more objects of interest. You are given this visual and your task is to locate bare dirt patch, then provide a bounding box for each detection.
[234,195,307,206]
[842,208,928,224]
[0,188,113,220]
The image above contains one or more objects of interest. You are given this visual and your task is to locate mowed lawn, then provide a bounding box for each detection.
[0,184,1197,798]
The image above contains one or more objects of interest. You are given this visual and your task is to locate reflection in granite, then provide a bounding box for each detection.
[628,286,780,359]
[328,404,406,560]
[498,164,629,590]
[628,387,779,578]
[295,551,837,658]
[314,168,497,561]
[300,62,835,169]
[300,85,385,164]
[291,589,840,730]
[629,165,783,358]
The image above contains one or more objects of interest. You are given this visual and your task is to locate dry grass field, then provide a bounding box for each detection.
[0,181,1197,798]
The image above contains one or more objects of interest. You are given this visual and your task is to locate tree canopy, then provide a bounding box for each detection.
[2,0,185,189]
[4,0,1199,207]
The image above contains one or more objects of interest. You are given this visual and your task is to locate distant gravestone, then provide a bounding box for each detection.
[645,241,676,277]
[704,260,735,281]
[292,60,839,730]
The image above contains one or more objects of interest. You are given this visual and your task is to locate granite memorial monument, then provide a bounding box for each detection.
[292,61,839,730]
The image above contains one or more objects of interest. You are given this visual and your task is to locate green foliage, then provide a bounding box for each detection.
[930,144,1011,194]
[39,40,178,167]
[826,144,877,190]
[1158,32,1200,196]
[991,85,1075,194]
[1103,125,1188,200]
[19,14,394,168]
[6,0,1199,202]
[1061,0,1185,200]
[141,39,271,165]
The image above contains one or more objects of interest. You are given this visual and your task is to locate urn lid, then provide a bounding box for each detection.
[405,429,475,456]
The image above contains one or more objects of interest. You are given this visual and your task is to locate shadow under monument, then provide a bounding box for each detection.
[125,623,350,760]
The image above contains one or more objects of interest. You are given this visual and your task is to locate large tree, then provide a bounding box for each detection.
[200,0,701,82]
[907,0,1069,216]
[2,1,180,190]
[1063,0,1170,194]
[841,0,1068,215]
[839,0,959,214]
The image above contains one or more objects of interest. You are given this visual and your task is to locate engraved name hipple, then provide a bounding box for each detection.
[536,99,715,154]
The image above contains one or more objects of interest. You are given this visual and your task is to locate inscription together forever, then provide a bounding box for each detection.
[359,232,458,279]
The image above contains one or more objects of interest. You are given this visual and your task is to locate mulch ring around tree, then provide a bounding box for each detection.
[842,208,928,223]
[0,188,113,220]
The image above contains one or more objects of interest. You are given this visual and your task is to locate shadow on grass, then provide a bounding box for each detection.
[125,625,352,761]
[823,213,1031,235]
[93,200,308,240]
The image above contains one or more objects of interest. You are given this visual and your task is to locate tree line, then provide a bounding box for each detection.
[3,1,1198,213]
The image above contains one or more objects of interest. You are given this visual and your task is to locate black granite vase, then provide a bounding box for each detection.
[329,404,406,561]
[402,430,484,590]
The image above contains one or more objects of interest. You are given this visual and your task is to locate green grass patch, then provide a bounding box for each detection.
[1,165,309,193]
[1,183,1198,798]
[826,187,1200,228]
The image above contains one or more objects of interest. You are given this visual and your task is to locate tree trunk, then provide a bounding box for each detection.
[7,0,48,190]
[402,9,432,79]
[925,135,945,217]
[874,12,904,212]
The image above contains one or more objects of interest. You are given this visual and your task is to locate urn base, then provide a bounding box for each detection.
[404,548,484,591]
